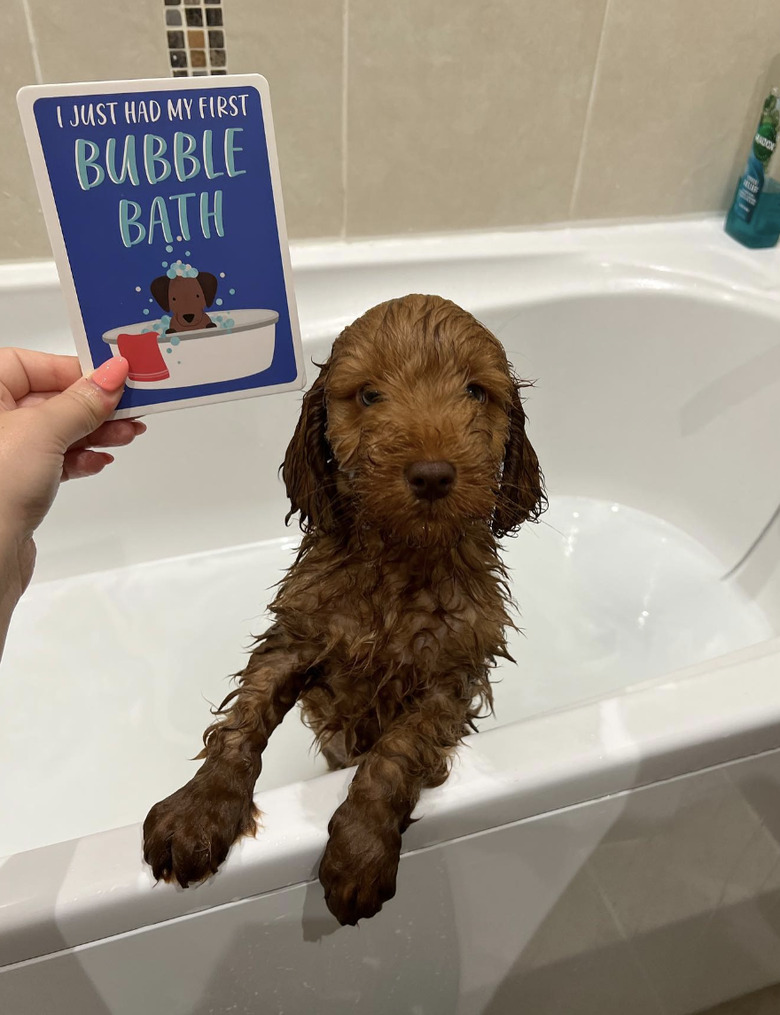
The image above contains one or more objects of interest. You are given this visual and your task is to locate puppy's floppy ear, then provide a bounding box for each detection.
[282,365,340,533]
[493,380,546,537]
[150,276,171,311]
[198,272,218,306]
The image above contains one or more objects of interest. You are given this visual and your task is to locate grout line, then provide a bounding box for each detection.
[340,0,349,239]
[569,0,613,219]
[19,0,43,84]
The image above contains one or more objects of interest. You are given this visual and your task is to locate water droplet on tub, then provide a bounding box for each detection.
[166,348,173,354]
[165,244,173,253]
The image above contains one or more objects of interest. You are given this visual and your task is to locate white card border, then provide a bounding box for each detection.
[17,74,305,419]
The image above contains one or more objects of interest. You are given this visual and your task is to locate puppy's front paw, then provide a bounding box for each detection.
[143,773,257,887]
[318,804,402,926]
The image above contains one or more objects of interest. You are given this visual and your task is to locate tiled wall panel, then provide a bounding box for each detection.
[4,0,780,259]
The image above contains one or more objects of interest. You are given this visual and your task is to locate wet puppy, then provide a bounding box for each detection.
[143,293,545,925]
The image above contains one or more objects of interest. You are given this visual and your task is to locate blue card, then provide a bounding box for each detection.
[18,75,305,418]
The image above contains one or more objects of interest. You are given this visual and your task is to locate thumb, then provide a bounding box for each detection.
[37,357,130,449]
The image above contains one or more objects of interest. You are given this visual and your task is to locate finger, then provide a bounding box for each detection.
[61,449,114,481]
[70,419,146,450]
[36,357,129,450]
[0,349,82,403]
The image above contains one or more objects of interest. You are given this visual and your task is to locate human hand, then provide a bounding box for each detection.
[0,349,144,596]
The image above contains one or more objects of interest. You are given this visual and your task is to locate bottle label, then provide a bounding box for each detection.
[734,91,779,222]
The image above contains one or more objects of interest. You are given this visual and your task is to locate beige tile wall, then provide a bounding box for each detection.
[227,0,344,239]
[3,0,780,260]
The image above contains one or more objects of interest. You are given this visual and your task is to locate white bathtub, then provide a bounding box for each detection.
[2,218,780,1014]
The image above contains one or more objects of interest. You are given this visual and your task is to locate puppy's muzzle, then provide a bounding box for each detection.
[405,460,456,501]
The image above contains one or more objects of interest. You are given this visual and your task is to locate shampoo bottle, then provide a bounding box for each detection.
[726,82,780,248]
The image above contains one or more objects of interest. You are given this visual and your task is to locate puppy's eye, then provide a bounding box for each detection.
[358,387,382,407]
[466,383,487,403]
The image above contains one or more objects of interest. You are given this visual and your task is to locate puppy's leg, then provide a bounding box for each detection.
[318,688,471,925]
[143,626,308,887]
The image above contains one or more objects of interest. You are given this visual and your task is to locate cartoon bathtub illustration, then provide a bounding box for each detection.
[101,260,279,388]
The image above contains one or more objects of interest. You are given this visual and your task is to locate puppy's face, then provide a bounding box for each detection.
[323,296,519,546]
[284,294,544,545]
[167,276,212,331]
[150,272,218,332]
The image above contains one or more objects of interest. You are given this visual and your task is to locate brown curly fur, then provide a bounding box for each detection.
[143,294,545,925]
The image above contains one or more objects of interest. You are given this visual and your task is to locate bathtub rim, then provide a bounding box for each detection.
[5,214,780,316]
[2,634,780,968]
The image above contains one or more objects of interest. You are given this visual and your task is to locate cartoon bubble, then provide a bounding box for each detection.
[185,250,191,257]
[219,272,226,278]
[162,261,168,268]
[229,288,235,295]
[166,348,173,354]
[171,335,180,346]
[143,308,150,315]
[216,298,223,306]
[135,286,141,293]
[165,245,173,253]
[165,259,201,280]
[176,235,183,242]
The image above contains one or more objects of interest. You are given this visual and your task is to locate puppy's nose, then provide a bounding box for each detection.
[182,313,195,323]
[405,460,456,501]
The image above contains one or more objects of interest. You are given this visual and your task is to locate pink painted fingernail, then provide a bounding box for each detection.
[91,357,129,392]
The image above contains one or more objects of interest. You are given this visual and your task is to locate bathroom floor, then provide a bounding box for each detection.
[696,984,780,1014]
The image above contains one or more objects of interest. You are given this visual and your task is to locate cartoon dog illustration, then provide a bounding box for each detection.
[150,270,219,334]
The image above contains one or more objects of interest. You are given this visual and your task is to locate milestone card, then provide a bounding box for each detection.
[18,75,304,418]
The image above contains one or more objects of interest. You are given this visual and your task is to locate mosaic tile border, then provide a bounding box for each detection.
[163,0,227,77]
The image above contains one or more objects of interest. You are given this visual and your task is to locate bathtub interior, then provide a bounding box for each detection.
[1,285,780,860]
